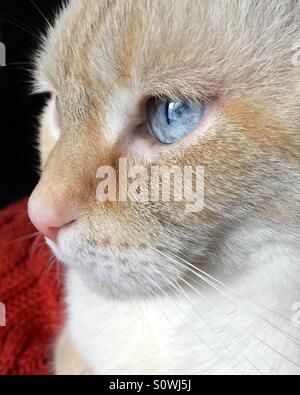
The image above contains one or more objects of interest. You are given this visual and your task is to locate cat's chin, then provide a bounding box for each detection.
[73,269,164,299]
[46,238,184,299]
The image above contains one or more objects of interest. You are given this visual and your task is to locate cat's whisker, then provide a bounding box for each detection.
[39,254,58,284]
[146,279,232,374]
[147,288,175,328]
[131,289,166,363]
[28,0,52,30]
[171,280,264,375]
[152,247,300,369]
[146,276,244,375]
[172,252,300,350]
[147,248,279,374]
[5,231,40,245]
[30,235,47,258]
[178,248,299,330]
[0,13,42,42]
[169,249,300,341]
[20,231,41,240]
[149,244,281,374]
[178,275,280,375]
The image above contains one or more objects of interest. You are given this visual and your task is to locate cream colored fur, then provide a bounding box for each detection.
[29,0,300,374]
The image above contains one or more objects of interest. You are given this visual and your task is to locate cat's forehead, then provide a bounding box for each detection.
[36,0,299,102]
[38,0,215,98]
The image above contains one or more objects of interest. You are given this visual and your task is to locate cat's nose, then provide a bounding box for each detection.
[28,197,77,243]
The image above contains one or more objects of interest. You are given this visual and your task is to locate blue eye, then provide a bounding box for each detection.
[146,98,206,144]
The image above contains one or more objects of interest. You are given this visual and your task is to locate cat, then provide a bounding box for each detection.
[28,0,300,374]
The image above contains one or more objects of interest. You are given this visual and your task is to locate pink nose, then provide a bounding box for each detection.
[28,197,77,243]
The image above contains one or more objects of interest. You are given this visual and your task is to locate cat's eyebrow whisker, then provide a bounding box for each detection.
[28,0,52,29]
[0,13,42,42]
[152,247,300,369]
[171,280,264,375]
[169,249,300,339]
[146,276,244,375]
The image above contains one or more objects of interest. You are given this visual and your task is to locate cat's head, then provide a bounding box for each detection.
[28,0,300,297]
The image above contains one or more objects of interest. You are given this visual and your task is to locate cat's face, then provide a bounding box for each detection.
[28,0,300,297]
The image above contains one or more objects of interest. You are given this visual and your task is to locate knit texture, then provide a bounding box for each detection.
[0,199,63,375]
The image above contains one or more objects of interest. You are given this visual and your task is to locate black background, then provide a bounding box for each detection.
[0,0,63,209]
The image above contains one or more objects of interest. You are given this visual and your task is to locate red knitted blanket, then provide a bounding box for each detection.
[0,199,63,375]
